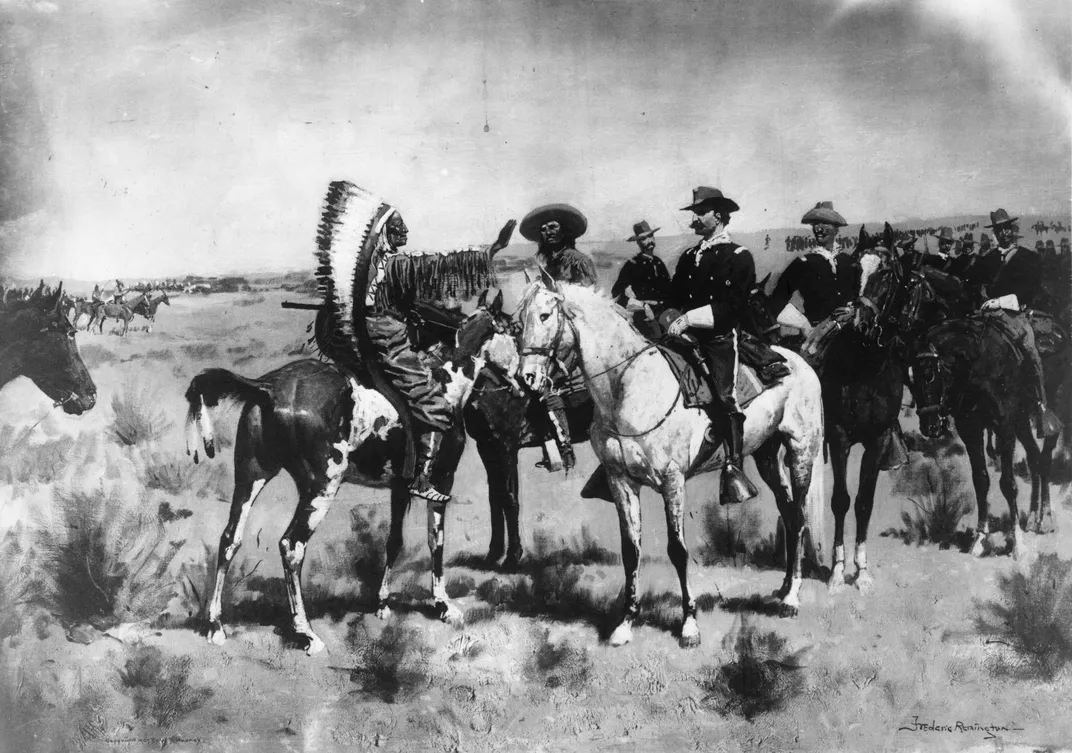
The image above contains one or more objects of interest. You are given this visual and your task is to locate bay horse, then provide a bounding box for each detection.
[0,282,97,414]
[92,293,145,336]
[911,316,1040,559]
[757,224,910,594]
[515,275,826,648]
[183,302,511,655]
[130,290,171,332]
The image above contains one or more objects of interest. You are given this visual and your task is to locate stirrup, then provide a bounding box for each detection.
[720,463,759,505]
[1035,404,1063,439]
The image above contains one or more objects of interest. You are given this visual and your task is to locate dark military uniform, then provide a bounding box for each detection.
[768,252,859,326]
[611,252,672,337]
[984,243,1056,436]
[669,232,756,411]
[947,250,999,305]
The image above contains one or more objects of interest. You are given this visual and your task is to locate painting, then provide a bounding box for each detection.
[1,1,1070,750]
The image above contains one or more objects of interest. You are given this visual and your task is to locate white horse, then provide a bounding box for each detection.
[516,275,826,648]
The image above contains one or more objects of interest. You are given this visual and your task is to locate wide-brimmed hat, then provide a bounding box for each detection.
[680,186,739,214]
[627,220,660,242]
[1036,240,1046,249]
[960,233,976,247]
[979,233,992,245]
[898,237,918,250]
[1061,237,1070,248]
[519,204,588,242]
[1046,239,1055,248]
[801,201,847,227]
[936,227,956,243]
[985,208,1019,228]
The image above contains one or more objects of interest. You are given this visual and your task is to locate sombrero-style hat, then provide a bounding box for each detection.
[936,227,956,243]
[680,186,739,214]
[519,204,588,242]
[985,208,1019,228]
[626,220,659,242]
[801,201,847,227]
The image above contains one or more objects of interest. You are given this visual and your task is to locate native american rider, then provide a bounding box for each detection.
[520,203,597,471]
[316,182,514,504]
[664,186,759,505]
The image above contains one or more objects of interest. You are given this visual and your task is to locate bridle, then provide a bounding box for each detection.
[519,290,682,438]
[913,344,954,432]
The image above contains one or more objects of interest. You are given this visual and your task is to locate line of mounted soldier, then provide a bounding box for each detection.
[302,181,1068,516]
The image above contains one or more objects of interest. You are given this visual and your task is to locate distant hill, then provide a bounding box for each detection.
[7,213,1068,295]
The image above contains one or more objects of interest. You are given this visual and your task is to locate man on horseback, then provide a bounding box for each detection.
[664,186,758,504]
[980,208,1061,439]
[611,220,672,339]
[520,203,597,471]
[769,201,858,341]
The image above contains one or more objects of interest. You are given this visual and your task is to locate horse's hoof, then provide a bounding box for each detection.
[770,586,790,601]
[970,539,987,558]
[1038,512,1057,535]
[679,617,700,649]
[501,549,523,573]
[1010,541,1025,561]
[827,564,847,594]
[207,623,227,646]
[778,602,800,619]
[1026,512,1040,532]
[483,548,504,567]
[853,571,874,594]
[299,633,325,656]
[609,622,633,647]
[375,606,392,621]
[436,601,465,627]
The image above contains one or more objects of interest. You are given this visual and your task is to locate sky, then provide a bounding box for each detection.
[0,0,1069,278]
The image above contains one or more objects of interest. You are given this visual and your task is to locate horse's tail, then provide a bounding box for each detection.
[184,368,271,463]
[803,440,828,573]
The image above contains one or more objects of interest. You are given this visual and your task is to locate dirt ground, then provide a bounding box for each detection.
[1,287,1071,753]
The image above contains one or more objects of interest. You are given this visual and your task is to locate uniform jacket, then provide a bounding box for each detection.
[611,253,672,304]
[769,252,859,325]
[669,232,756,336]
[986,245,1042,309]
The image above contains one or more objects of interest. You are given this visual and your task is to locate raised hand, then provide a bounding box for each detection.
[488,219,518,257]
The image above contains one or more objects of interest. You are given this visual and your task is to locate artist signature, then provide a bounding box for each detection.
[898,715,1025,740]
[100,737,204,746]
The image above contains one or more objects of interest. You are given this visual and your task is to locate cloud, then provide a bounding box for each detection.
[831,0,1072,131]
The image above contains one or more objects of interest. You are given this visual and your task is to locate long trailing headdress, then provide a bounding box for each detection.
[312,180,499,479]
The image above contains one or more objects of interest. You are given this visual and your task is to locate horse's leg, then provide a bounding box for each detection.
[661,468,698,648]
[501,452,523,572]
[828,428,853,593]
[375,477,410,620]
[206,448,279,645]
[959,415,991,557]
[752,439,796,602]
[851,438,882,593]
[608,472,643,647]
[1037,434,1058,534]
[475,439,510,567]
[427,498,464,626]
[1016,416,1044,534]
[996,425,1024,560]
[278,447,349,655]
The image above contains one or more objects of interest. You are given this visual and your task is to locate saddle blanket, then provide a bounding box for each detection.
[657,344,784,410]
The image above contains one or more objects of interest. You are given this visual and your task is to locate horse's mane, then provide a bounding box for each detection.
[518,281,639,329]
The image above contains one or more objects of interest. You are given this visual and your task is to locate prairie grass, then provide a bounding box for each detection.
[110,380,173,446]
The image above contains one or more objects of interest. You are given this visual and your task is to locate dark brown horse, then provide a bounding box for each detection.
[757,224,909,593]
[184,301,509,654]
[130,290,171,332]
[0,282,97,414]
[912,316,1040,559]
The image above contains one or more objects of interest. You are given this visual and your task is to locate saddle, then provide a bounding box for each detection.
[657,333,789,410]
[1025,309,1066,357]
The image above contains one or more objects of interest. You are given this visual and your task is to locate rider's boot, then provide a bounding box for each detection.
[720,411,759,505]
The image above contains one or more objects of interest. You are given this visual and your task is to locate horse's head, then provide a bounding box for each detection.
[516,268,576,392]
[855,223,906,343]
[2,283,97,414]
[455,288,515,366]
[159,290,171,306]
[911,344,951,439]
[897,268,968,353]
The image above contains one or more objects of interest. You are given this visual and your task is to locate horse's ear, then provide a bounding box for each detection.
[52,282,64,311]
[478,289,488,309]
[883,222,894,252]
[491,289,504,314]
